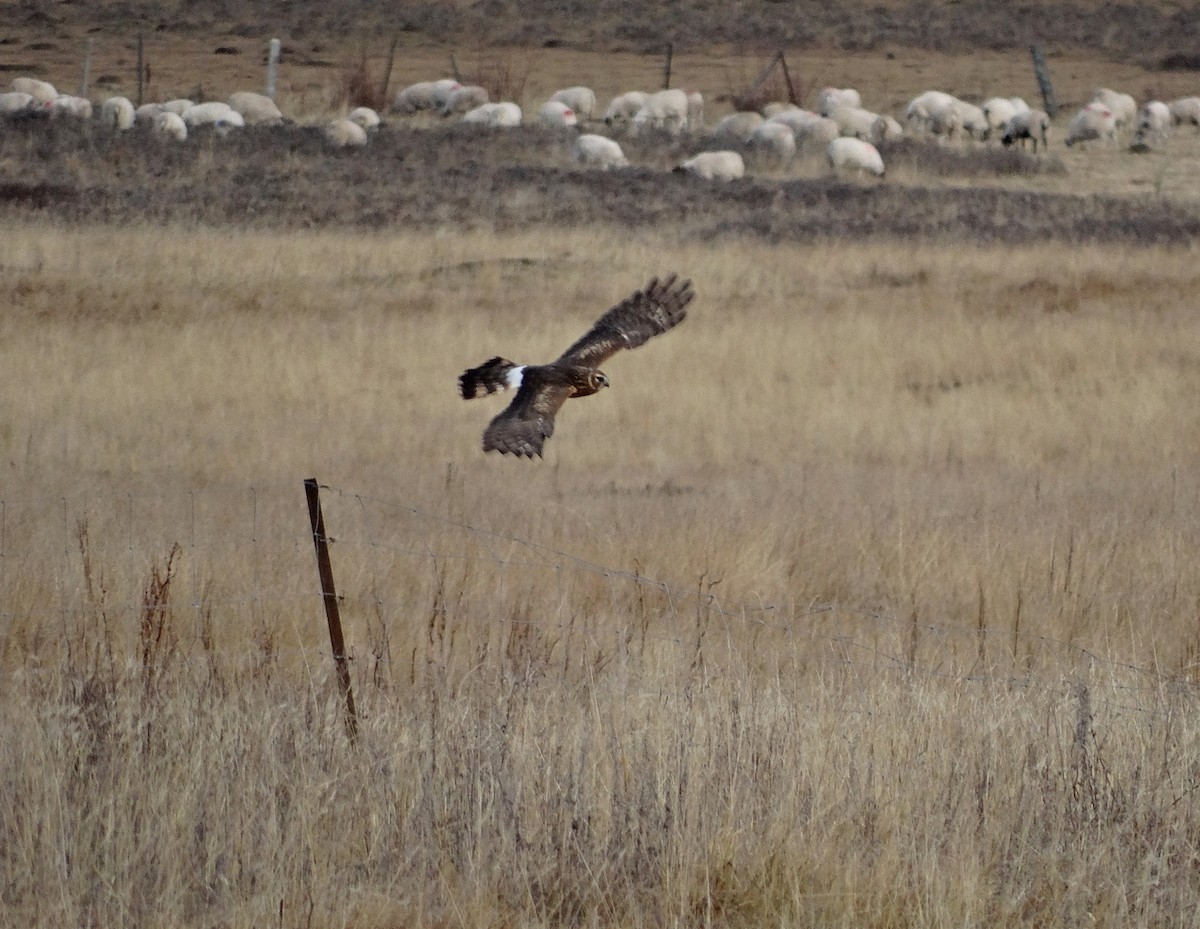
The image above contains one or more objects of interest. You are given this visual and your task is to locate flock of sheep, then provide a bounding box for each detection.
[5,70,1200,183]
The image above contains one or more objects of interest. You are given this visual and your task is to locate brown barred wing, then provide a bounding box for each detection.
[555,274,693,370]
[481,369,572,458]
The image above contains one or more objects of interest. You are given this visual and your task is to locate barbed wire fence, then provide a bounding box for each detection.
[1,478,1196,724]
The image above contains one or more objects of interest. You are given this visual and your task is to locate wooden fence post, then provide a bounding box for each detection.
[79,38,92,98]
[135,35,144,107]
[1029,45,1058,117]
[304,478,359,743]
[266,37,282,100]
[662,42,673,90]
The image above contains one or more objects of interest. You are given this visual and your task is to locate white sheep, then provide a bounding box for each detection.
[791,115,841,151]
[1133,100,1172,147]
[676,150,745,181]
[46,95,92,119]
[827,137,885,177]
[537,99,578,129]
[461,102,522,127]
[1089,88,1137,129]
[816,87,861,117]
[1000,109,1050,152]
[393,79,462,114]
[711,111,764,143]
[11,77,57,103]
[325,117,368,147]
[1168,96,1200,128]
[981,97,1029,137]
[181,102,245,130]
[152,110,188,142]
[602,91,647,129]
[549,86,595,121]
[631,88,690,135]
[439,85,489,117]
[870,114,904,144]
[347,107,382,131]
[904,90,957,133]
[828,105,884,140]
[0,91,34,115]
[762,102,805,118]
[571,133,628,170]
[160,98,196,115]
[1065,103,1117,147]
[100,96,136,130]
[748,120,796,164]
[228,91,284,125]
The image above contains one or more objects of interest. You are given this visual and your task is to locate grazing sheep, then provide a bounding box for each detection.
[549,86,595,121]
[1090,88,1137,129]
[827,137,885,177]
[325,117,368,147]
[0,91,34,116]
[602,91,648,129]
[791,115,841,152]
[347,106,381,131]
[1065,103,1117,147]
[439,85,489,117]
[870,114,904,144]
[182,102,245,130]
[1001,108,1051,152]
[571,133,628,170]
[981,97,1030,137]
[631,88,690,135]
[828,105,885,140]
[135,102,166,123]
[100,96,136,130]
[711,111,764,143]
[1133,100,1172,148]
[160,98,196,115]
[461,102,522,127]
[228,91,284,125]
[537,99,578,129]
[765,108,819,132]
[152,110,188,142]
[676,150,745,181]
[748,120,797,165]
[816,87,861,117]
[762,102,805,118]
[904,90,957,134]
[47,95,92,119]
[1168,96,1200,128]
[393,79,461,114]
[11,77,57,103]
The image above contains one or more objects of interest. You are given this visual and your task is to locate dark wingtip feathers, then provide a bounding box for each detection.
[459,356,516,400]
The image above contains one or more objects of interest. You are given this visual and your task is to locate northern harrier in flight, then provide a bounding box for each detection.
[459,273,694,457]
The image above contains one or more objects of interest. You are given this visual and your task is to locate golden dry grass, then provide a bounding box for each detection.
[3,219,1200,926]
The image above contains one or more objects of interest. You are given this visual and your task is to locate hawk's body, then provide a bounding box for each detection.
[459,274,694,457]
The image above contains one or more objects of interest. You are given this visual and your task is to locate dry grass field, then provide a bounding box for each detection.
[4,3,1200,927]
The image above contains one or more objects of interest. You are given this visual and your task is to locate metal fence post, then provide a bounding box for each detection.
[304,478,359,743]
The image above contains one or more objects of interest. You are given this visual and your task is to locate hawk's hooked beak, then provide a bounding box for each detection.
[596,373,610,389]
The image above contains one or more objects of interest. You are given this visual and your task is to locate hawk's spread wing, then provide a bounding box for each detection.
[481,369,573,458]
[554,274,694,370]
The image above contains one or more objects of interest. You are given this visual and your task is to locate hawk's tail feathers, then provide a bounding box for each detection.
[459,357,522,399]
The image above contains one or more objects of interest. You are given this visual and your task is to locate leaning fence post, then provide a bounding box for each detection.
[1029,45,1058,117]
[266,37,282,100]
[304,478,359,743]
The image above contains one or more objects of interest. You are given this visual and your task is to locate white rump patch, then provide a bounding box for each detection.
[505,365,525,390]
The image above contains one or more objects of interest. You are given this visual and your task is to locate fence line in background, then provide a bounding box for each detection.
[0,481,1195,715]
